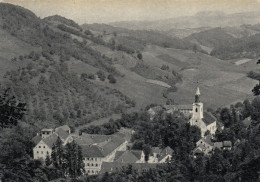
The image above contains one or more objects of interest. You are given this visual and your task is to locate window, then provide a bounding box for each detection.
[92,170,94,173]
[43,146,45,148]
[39,146,41,148]
[87,163,89,166]
[92,163,94,166]
[47,151,49,154]
[41,151,43,154]
[87,158,89,160]
[88,170,90,173]
[96,164,98,167]
[196,108,198,112]
[37,151,39,154]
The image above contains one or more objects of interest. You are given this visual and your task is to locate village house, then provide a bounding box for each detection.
[163,104,193,117]
[148,146,174,163]
[214,141,232,151]
[75,133,128,175]
[32,125,71,160]
[193,135,214,157]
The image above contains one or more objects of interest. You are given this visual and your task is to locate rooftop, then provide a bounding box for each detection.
[114,150,143,163]
[203,112,217,125]
[42,134,58,148]
[80,135,126,158]
[55,125,70,132]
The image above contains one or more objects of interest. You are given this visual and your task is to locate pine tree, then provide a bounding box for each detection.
[77,145,85,176]
[51,144,58,168]
[45,154,52,166]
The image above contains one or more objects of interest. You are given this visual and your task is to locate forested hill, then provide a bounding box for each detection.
[0,3,188,129]
[0,3,136,129]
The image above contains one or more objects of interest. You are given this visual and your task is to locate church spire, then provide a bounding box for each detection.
[195,87,200,103]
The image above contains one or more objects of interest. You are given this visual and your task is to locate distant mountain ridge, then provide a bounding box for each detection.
[110,11,260,31]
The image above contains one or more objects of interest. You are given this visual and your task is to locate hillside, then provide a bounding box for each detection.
[211,33,260,60]
[0,3,258,130]
[0,3,135,129]
[185,27,236,53]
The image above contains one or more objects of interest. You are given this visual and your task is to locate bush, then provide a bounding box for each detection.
[97,70,106,81]
[108,74,116,84]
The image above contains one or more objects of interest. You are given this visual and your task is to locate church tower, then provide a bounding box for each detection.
[190,87,203,125]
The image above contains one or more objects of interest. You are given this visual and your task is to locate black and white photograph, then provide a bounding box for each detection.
[0,0,259,181]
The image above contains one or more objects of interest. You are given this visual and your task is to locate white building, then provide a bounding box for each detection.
[189,87,217,137]
[75,133,128,175]
[32,125,70,160]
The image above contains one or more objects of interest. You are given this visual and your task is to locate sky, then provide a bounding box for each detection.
[1,0,260,24]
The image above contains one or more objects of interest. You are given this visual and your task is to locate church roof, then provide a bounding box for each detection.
[203,112,217,125]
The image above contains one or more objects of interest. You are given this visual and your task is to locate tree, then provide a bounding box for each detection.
[45,154,52,166]
[108,74,117,84]
[137,51,143,60]
[220,108,232,127]
[0,88,26,128]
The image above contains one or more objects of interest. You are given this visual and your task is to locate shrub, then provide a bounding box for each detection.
[108,74,116,84]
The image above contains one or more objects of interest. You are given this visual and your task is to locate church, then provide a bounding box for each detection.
[189,87,217,137]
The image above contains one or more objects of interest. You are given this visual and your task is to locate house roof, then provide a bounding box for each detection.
[203,112,217,125]
[73,135,95,146]
[158,147,174,161]
[100,162,157,174]
[42,134,58,148]
[41,128,53,132]
[55,125,70,132]
[80,135,126,158]
[175,105,193,110]
[81,145,105,158]
[114,151,141,163]
[197,143,207,151]
[131,150,143,159]
[32,135,42,145]
[163,105,192,111]
[193,147,203,154]
[203,135,214,146]
[214,142,223,149]
[223,141,232,147]
[55,128,69,141]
